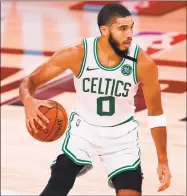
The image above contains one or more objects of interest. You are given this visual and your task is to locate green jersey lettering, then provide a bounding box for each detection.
[83,78,90,92]
[122,82,131,97]
[91,77,98,93]
[98,78,104,95]
[114,80,124,97]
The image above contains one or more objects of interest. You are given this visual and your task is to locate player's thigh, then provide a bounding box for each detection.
[54,112,95,176]
[111,166,143,195]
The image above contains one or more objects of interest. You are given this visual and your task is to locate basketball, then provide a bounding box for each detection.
[27,100,68,142]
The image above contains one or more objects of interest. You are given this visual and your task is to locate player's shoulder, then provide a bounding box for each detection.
[62,36,97,58]
[136,46,158,83]
[62,39,85,53]
[61,36,96,54]
[54,38,89,63]
[136,45,157,69]
[50,38,88,68]
[128,42,150,60]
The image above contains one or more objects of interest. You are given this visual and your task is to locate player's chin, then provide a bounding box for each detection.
[120,43,131,50]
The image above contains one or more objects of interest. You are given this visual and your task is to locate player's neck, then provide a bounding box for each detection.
[98,37,122,61]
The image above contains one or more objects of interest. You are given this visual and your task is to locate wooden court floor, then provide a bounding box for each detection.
[1,1,186,195]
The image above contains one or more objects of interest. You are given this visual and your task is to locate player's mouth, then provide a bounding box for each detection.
[122,41,132,47]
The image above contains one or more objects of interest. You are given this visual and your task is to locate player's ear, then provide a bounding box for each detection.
[100,26,109,36]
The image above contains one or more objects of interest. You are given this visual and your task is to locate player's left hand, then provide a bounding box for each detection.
[157,162,172,192]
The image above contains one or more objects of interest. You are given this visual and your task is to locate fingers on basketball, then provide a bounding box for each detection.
[37,110,49,124]
[35,115,46,129]
[26,100,68,142]
[30,118,38,133]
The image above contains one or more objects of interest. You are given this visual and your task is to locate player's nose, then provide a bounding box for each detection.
[125,29,133,38]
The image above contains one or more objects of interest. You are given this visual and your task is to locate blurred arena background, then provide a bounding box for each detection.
[1,1,186,195]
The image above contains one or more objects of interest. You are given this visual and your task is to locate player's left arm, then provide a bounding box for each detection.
[137,48,172,192]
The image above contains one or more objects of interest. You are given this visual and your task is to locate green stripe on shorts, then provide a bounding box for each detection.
[108,158,141,181]
[62,112,92,166]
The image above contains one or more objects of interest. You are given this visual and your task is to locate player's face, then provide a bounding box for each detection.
[108,16,134,57]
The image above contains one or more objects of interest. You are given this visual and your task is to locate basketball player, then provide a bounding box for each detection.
[19,3,171,196]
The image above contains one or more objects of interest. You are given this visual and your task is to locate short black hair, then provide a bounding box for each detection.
[97,3,131,27]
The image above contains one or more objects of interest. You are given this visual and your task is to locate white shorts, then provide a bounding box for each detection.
[51,112,141,188]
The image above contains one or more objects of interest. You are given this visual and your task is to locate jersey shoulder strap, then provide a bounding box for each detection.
[85,37,96,60]
[76,37,96,78]
[125,43,140,62]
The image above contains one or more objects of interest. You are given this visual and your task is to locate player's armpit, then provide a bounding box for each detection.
[137,49,163,116]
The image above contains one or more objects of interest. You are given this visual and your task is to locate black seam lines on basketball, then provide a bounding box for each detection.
[43,102,58,141]
[43,106,68,141]
[45,106,67,141]
[56,107,68,132]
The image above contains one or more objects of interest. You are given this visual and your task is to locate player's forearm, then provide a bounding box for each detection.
[151,126,168,164]
[19,77,36,105]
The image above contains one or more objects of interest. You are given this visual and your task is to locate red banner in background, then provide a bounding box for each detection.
[70,1,186,16]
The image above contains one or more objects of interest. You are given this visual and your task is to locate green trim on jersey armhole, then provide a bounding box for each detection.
[133,45,140,84]
[76,38,88,79]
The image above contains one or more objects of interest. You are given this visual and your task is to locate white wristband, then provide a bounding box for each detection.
[147,114,167,129]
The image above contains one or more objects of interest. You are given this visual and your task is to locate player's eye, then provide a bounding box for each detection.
[119,27,127,31]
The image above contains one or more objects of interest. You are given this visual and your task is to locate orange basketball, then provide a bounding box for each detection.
[27,100,68,142]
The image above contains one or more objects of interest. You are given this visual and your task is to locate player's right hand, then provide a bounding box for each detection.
[23,96,52,133]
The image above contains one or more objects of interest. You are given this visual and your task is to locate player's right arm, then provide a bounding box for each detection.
[19,41,85,133]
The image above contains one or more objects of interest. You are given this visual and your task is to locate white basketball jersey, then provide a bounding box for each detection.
[73,37,140,126]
